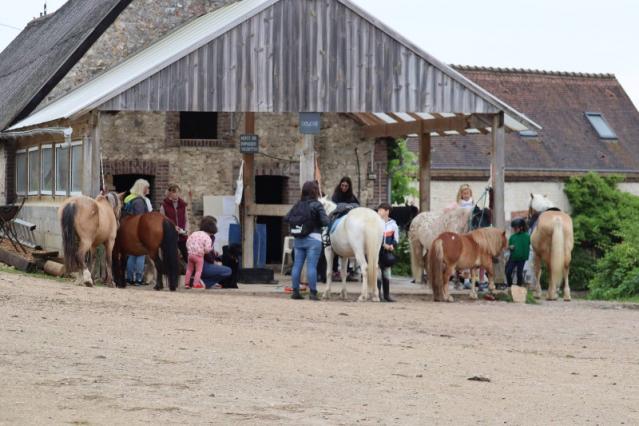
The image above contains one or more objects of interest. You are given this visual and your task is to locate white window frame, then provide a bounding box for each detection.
[16,149,27,196]
[27,146,40,196]
[55,142,70,196]
[69,140,83,196]
[40,144,54,195]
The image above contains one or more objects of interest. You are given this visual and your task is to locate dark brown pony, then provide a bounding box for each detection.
[428,228,507,302]
[112,212,179,291]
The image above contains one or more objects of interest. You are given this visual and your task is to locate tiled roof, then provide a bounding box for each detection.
[422,66,639,173]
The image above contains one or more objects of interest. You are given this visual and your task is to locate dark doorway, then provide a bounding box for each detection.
[113,174,155,202]
[255,176,287,265]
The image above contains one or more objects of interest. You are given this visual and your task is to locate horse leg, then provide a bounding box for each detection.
[104,239,115,288]
[442,266,454,302]
[563,265,571,301]
[78,241,93,287]
[485,260,496,293]
[323,246,334,300]
[469,273,478,300]
[340,256,349,300]
[533,253,543,299]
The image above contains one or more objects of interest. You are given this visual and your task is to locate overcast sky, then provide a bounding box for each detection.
[1,0,638,107]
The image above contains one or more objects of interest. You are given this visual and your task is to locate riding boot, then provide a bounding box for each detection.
[382,276,395,302]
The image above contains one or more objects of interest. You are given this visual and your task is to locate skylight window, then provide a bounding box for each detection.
[585,112,617,140]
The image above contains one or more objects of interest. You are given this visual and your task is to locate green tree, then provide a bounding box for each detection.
[388,139,418,205]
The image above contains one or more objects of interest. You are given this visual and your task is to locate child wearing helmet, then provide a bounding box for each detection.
[506,218,530,287]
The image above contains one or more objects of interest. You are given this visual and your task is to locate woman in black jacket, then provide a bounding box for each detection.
[284,181,329,300]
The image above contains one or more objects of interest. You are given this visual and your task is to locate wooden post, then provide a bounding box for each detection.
[299,134,315,188]
[242,112,256,268]
[419,123,431,212]
[492,112,506,283]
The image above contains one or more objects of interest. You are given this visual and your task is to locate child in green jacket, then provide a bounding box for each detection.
[506,218,531,287]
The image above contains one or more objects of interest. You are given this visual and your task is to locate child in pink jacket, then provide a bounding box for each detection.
[184,230,213,289]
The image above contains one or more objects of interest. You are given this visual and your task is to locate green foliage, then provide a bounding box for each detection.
[388,139,418,205]
[589,242,639,299]
[563,172,639,299]
[392,232,412,277]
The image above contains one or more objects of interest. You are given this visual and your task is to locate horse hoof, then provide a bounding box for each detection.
[469,291,478,300]
[357,295,367,302]
[446,296,455,303]
[322,292,331,300]
[84,282,93,288]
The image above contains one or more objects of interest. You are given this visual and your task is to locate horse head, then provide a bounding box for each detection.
[319,196,337,215]
[103,191,125,221]
[529,193,555,218]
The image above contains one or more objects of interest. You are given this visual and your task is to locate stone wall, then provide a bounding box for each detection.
[99,111,381,231]
[44,0,241,104]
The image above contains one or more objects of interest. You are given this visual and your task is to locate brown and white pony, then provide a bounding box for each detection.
[528,194,574,301]
[408,208,472,284]
[428,228,507,302]
[59,192,122,287]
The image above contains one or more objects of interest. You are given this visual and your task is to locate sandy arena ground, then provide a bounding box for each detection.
[1,270,638,425]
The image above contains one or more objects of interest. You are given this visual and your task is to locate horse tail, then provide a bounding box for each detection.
[61,202,80,272]
[409,235,423,284]
[550,216,565,292]
[428,239,445,302]
[161,219,179,291]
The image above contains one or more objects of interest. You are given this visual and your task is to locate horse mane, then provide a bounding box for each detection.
[469,228,505,256]
[320,197,337,215]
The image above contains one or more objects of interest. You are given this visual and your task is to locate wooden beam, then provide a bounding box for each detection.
[363,115,470,138]
[300,133,315,188]
[241,112,256,268]
[491,112,506,283]
[247,204,293,217]
[419,122,431,212]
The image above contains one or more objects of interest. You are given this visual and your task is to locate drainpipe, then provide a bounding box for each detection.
[0,127,73,143]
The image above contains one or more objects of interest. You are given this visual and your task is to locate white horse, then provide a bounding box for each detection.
[529,194,574,301]
[319,198,384,302]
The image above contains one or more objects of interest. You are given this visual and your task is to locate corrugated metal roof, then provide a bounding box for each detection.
[9,0,276,130]
[9,0,539,132]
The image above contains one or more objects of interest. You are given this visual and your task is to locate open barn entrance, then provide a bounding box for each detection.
[255,175,287,265]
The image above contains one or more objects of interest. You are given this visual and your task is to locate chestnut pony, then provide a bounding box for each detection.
[428,228,507,302]
[112,212,179,291]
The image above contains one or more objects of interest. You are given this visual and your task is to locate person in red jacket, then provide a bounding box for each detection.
[160,184,189,264]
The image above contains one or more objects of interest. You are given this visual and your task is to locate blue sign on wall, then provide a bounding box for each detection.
[299,113,321,134]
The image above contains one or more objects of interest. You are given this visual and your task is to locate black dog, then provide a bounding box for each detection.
[219,243,241,288]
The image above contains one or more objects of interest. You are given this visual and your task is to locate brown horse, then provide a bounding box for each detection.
[428,228,507,302]
[528,194,574,301]
[112,212,179,291]
[59,192,122,287]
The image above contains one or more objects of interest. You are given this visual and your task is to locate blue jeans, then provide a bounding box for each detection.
[506,259,526,286]
[126,255,145,284]
[292,237,322,292]
[200,261,232,289]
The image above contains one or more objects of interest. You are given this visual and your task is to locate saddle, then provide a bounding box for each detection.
[324,203,358,246]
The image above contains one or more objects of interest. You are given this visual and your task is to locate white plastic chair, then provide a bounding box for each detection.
[281,236,295,274]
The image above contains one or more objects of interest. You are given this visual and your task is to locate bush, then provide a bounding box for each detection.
[589,242,639,299]
[392,232,412,277]
[563,172,639,299]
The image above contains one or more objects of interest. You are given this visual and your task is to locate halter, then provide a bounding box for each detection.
[467,186,491,230]
[105,191,121,224]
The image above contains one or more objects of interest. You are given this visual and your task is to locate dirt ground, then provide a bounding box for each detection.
[1,271,638,425]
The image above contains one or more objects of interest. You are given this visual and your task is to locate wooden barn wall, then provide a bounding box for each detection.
[99,0,498,114]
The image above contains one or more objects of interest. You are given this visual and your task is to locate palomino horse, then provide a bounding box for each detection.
[528,194,574,301]
[428,228,507,302]
[320,198,384,301]
[409,208,472,284]
[59,192,122,287]
[112,212,180,291]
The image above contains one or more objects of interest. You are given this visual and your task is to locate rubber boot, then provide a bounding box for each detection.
[382,276,395,302]
[291,289,304,300]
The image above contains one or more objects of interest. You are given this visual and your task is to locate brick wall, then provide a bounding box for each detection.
[103,159,170,209]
